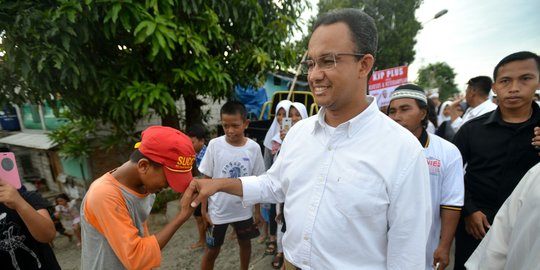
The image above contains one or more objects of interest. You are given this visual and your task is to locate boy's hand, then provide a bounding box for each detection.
[0,181,24,210]
[178,191,196,221]
[253,212,262,226]
[275,213,283,224]
[202,212,213,227]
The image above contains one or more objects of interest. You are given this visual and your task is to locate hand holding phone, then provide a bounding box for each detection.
[281,117,292,131]
[0,152,21,189]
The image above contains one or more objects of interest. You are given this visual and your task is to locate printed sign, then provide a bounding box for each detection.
[368,66,409,108]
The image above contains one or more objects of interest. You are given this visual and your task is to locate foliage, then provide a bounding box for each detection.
[304,0,422,71]
[416,62,459,102]
[152,188,180,213]
[0,0,305,155]
[46,111,97,159]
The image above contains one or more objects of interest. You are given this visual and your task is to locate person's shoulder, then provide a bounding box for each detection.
[85,174,122,202]
[463,109,493,127]
[20,189,49,209]
[285,114,317,138]
[245,137,261,148]
[208,135,224,145]
[206,136,227,151]
[376,113,423,150]
[429,133,461,155]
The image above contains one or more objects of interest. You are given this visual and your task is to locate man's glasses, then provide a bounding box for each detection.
[300,53,366,75]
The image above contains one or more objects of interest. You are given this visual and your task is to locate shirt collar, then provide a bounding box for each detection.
[314,96,378,138]
[470,99,492,114]
[417,129,430,148]
[484,101,540,125]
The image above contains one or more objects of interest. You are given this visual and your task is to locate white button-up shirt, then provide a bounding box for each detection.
[241,97,432,269]
[465,162,540,270]
[451,99,497,132]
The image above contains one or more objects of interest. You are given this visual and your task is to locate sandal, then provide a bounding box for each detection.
[265,241,277,255]
[256,235,267,244]
[271,252,284,269]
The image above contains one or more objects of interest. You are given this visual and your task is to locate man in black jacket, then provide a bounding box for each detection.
[453,51,540,269]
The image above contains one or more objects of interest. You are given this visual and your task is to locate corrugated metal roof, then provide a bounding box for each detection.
[0,132,57,150]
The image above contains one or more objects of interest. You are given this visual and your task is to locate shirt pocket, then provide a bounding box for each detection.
[332,173,388,217]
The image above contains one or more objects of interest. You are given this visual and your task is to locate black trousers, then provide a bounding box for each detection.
[454,217,482,270]
[269,204,277,235]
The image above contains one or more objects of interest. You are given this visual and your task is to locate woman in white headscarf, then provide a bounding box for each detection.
[272,102,309,269]
[437,101,453,126]
[261,100,292,251]
[289,102,309,125]
[263,99,292,169]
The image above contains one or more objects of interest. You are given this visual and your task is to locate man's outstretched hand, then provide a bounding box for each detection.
[187,179,220,208]
[186,178,244,208]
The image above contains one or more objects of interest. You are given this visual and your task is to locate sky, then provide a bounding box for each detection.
[302,0,540,92]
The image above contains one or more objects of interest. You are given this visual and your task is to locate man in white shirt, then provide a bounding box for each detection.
[449,76,497,132]
[387,84,464,270]
[186,8,432,270]
[465,162,540,270]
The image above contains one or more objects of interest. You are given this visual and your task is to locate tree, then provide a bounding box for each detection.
[416,62,459,102]
[303,0,422,70]
[0,0,304,155]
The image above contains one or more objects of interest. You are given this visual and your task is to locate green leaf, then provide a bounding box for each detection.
[111,3,122,23]
[61,36,70,51]
[145,21,156,36]
[155,31,166,49]
[134,21,151,37]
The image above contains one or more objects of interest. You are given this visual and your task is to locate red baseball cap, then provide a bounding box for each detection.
[135,126,195,193]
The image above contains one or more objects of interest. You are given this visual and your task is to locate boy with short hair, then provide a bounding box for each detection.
[186,124,208,250]
[199,101,265,270]
[80,126,196,269]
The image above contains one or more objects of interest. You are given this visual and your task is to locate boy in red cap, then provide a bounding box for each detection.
[80,126,196,269]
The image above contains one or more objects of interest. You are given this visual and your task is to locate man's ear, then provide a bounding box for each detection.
[358,54,375,78]
[491,83,499,96]
[244,119,250,129]
[421,108,428,121]
[137,158,150,174]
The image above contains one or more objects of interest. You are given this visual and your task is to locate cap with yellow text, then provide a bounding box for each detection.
[135,126,195,193]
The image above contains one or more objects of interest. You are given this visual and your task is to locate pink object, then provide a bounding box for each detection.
[0,152,21,189]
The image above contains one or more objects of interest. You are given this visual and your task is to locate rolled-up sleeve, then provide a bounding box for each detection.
[240,176,262,205]
[240,151,286,206]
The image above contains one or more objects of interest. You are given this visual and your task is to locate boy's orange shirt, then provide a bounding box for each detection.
[81,172,161,269]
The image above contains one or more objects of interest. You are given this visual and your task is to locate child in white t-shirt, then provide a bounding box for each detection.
[54,193,81,247]
[199,101,265,270]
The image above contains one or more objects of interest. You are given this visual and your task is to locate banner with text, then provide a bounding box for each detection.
[368,66,408,108]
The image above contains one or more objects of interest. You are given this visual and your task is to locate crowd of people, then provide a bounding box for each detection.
[1,7,539,270]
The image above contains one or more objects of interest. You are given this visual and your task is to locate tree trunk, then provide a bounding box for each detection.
[161,113,180,130]
[183,94,205,129]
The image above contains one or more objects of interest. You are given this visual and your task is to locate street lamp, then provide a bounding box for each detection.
[423,9,448,25]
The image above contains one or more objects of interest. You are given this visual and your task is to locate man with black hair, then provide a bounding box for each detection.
[186,8,432,269]
[388,84,464,270]
[186,124,208,250]
[449,76,497,132]
[453,51,540,269]
[80,126,196,269]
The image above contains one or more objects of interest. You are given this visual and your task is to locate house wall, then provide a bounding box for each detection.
[8,145,59,192]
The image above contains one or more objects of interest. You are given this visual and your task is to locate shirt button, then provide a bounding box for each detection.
[327,146,332,151]
[304,235,309,240]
